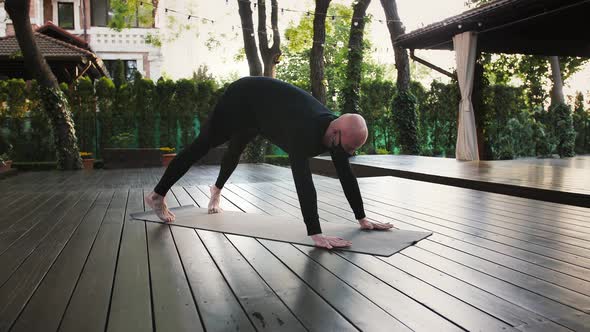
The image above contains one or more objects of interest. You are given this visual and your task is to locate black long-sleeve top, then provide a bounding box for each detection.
[230,77,366,235]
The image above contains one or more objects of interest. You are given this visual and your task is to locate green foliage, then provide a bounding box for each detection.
[277,3,384,112]
[109,0,154,31]
[174,79,198,148]
[96,77,116,154]
[264,154,290,166]
[243,135,266,163]
[156,77,177,149]
[418,81,459,157]
[548,103,576,157]
[391,90,419,155]
[113,59,126,88]
[71,77,96,154]
[109,132,136,148]
[135,77,157,147]
[573,92,589,154]
[359,79,395,153]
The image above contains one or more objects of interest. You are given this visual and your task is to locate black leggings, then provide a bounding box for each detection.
[154,93,257,196]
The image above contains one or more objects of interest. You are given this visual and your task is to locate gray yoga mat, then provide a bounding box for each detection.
[130,205,432,257]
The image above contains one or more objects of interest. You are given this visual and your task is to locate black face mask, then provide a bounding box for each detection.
[330,131,354,159]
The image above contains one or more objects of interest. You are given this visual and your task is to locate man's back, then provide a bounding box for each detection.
[227,77,336,156]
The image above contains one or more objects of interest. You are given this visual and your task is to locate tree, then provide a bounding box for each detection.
[380,0,418,154]
[237,0,263,76]
[4,0,82,169]
[257,0,282,77]
[342,0,372,114]
[310,0,331,104]
[573,92,588,153]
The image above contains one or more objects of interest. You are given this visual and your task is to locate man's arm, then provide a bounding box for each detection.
[289,156,322,235]
[289,156,353,248]
[329,151,366,220]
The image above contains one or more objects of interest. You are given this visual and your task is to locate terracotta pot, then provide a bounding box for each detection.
[83,158,95,170]
[162,153,176,167]
[0,160,11,171]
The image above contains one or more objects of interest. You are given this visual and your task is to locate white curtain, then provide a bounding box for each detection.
[453,31,479,161]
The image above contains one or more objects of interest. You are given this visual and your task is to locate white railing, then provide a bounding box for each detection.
[87,27,160,53]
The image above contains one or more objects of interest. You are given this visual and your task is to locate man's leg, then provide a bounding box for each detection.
[209,130,258,213]
[147,120,231,222]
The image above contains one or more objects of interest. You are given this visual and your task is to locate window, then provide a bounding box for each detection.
[91,0,109,27]
[58,2,75,29]
[103,60,139,82]
[91,0,153,28]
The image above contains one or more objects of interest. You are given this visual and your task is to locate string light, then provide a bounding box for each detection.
[134,1,394,53]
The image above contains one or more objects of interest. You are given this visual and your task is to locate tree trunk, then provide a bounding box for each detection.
[258,0,281,78]
[310,0,331,104]
[5,0,82,170]
[342,0,371,114]
[380,0,418,154]
[238,0,263,76]
[549,56,565,106]
[380,0,410,92]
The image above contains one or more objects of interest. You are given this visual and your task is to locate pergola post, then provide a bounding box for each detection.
[453,31,480,161]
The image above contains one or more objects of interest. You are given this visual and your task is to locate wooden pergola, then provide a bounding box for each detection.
[395,0,590,160]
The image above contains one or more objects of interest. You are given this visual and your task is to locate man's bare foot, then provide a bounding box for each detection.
[145,191,175,222]
[359,217,393,230]
[208,185,223,214]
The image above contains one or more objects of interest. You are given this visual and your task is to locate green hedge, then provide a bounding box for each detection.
[0,76,222,162]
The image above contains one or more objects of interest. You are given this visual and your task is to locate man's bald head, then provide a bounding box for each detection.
[324,113,368,155]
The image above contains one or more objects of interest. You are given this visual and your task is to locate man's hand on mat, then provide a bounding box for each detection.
[145,191,176,223]
[208,185,224,214]
[311,234,352,249]
[358,217,393,230]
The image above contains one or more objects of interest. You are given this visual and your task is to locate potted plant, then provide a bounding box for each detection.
[80,152,95,169]
[160,147,176,166]
[0,153,12,171]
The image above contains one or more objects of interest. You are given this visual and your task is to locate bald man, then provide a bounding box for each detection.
[146,76,392,249]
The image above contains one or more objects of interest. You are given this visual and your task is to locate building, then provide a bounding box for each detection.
[0,0,163,80]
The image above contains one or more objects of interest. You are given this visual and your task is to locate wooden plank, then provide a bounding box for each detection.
[258,239,412,331]
[400,246,590,331]
[198,231,307,331]
[0,191,88,286]
[143,188,204,332]
[336,250,531,332]
[293,243,464,332]
[186,185,308,330]
[168,187,256,331]
[170,226,255,331]
[0,190,101,332]
[0,192,70,251]
[312,181,590,271]
[58,189,127,332]
[227,234,358,331]
[9,190,114,332]
[0,192,54,228]
[416,240,590,307]
[325,179,590,239]
[106,189,152,332]
[224,183,462,331]
[352,179,590,231]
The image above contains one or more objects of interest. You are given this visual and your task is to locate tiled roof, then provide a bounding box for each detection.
[0,32,93,58]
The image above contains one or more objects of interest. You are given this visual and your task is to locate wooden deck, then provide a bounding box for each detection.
[0,164,589,331]
[311,155,590,208]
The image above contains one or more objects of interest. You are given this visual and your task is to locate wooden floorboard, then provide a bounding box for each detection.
[0,164,589,331]
[106,189,153,332]
[0,190,101,332]
[58,190,126,332]
[10,191,114,332]
[310,155,590,207]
